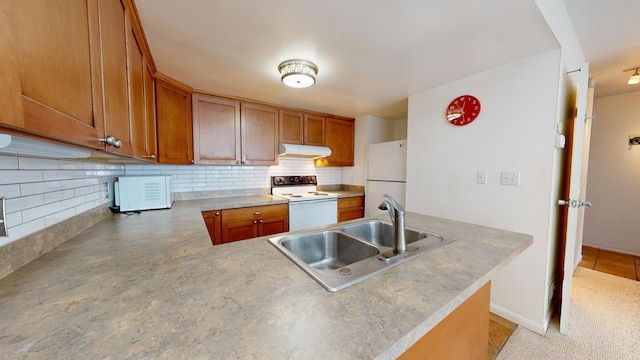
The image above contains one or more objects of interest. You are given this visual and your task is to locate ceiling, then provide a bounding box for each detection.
[564,0,640,98]
[134,0,638,120]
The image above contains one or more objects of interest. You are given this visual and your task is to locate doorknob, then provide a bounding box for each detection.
[578,201,592,208]
[558,199,592,208]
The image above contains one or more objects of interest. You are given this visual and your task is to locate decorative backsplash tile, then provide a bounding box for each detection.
[0,155,342,247]
[124,158,343,193]
[0,155,124,247]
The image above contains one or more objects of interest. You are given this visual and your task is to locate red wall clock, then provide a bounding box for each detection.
[445,95,481,126]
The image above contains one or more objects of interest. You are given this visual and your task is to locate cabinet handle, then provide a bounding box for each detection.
[190,159,194,164]
[241,160,247,165]
[99,135,122,148]
[253,220,257,224]
[259,219,263,223]
[143,154,156,159]
[235,160,240,164]
[252,211,263,215]
[215,212,220,216]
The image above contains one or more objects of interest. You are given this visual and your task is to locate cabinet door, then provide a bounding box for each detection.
[316,118,355,166]
[193,94,241,165]
[303,114,326,146]
[98,0,133,155]
[127,9,148,160]
[11,0,105,149]
[221,208,259,243]
[279,109,304,145]
[142,57,157,161]
[156,78,193,164]
[0,1,23,127]
[257,203,288,236]
[202,211,222,245]
[241,103,278,165]
[258,214,289,236]
[337,196,364,222]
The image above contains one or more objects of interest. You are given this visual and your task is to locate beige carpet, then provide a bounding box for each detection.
[497,267,640,359]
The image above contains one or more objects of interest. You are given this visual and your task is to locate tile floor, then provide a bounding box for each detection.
[579,246,640,281]
[489,313,516,359]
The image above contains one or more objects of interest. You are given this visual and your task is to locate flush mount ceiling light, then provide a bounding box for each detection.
[624,67,640,85]
[278,59,318,88]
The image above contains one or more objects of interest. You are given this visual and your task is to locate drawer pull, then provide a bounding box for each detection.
[253,211,263,215]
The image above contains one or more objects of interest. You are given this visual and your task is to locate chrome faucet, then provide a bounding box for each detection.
[378,194,413,260]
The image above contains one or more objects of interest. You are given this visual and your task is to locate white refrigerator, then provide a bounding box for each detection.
[366,139,407,216]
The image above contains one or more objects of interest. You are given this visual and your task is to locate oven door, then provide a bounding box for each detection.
[288,198,338,231]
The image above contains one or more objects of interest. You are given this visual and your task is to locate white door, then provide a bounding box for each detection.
[559,63,593,334]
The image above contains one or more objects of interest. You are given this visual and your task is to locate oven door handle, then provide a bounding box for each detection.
[289,198,338,205]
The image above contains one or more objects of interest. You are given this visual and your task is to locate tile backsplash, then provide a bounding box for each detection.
[0,156,342,247]
[0,155,124,247]
[124,158,343,192]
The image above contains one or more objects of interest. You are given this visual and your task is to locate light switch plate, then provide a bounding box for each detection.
[477,171,488,184]
[501,171,520,186]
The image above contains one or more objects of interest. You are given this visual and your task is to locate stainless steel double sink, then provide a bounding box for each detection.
[268,219,454,292]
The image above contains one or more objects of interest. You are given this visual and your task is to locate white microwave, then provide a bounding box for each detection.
[114,176,173,212]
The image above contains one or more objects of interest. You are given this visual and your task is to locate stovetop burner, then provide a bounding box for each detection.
[271,176,337,202]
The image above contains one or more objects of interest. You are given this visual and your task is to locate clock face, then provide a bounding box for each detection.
[445,95,481,126]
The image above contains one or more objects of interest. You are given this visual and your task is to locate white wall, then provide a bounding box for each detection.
[583,91,640,256]
[406,50,561,334]
[343,115,399,186]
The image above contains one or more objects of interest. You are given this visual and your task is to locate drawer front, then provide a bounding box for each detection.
[223,203,288,221]
[338,196,364,209]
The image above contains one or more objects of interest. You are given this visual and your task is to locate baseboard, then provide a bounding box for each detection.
[490,303,547,335]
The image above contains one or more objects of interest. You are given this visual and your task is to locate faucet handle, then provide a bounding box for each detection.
[382,194,404,212]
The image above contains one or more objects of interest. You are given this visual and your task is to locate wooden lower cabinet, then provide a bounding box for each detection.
[399,282,490,360]
[337,196,364,222]
[202,210,221,246]
[202,203,288,245]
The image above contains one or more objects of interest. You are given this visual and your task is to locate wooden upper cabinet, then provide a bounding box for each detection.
[0,1,23,127]
[193,95,278,166]
[315,118,355,166]
[279,110,325,146]
[9,0,105,149]
[127,10,156,161]
[156,77,193,164]
[303,113,326,146]
[278,110,303,145]
[193,94,241,165]
[241,103,278,165]
[142,58,157,162]
[98,0,133,155]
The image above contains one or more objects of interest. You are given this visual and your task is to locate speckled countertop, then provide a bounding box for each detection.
[0,197,531,359]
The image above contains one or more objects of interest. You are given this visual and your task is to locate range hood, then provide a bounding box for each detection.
[0,133,91,159]
[278,143,331,159]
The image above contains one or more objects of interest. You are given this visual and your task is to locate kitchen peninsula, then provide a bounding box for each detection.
[0,198,531,359]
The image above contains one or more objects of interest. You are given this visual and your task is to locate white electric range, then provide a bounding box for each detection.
[271,176,338,231]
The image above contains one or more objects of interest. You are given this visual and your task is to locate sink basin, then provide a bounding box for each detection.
[341,220,427,247]
[280,231,379,270]
[268,219,454,292]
